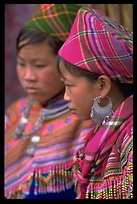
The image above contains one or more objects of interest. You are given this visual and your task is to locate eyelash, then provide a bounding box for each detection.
[17,62,25,67]
[65,84,72,88]
[35,65,47,68]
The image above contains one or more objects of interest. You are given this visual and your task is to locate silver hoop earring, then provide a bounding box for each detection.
[90,96,113,125]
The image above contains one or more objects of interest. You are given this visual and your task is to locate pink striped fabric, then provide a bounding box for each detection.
[73,95,133,199]
[58,7,133,84]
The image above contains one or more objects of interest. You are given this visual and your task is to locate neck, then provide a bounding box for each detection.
[41,90,65,108]
[111,90,125,113]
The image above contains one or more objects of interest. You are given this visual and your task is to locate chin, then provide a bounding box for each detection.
[82,114,91,120]
[78,114,90,121]
[28,96,43,103]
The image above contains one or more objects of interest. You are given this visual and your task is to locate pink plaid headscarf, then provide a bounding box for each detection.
[58,7,133,84]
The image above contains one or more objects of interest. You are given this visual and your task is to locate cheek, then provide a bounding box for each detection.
[70,90,86,108]
[79,99,92,120]
[79,96,92,111]
[16,68,24,81]
[76,91,93,116]
[39,69,63,86]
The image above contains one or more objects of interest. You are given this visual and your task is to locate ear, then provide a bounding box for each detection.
[98,75,112,98]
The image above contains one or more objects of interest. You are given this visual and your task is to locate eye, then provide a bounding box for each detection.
[35,64,47,68]
[65,84,73,88]
[17,62,26,67]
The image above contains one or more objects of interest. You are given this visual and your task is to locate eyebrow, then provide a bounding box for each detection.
[60,76,74,84]
[17,56,46,62]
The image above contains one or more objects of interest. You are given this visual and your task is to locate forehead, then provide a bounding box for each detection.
[19,42,53,53]
[59,61,87,84]
[17,43,55,61]
[59,61,73,79]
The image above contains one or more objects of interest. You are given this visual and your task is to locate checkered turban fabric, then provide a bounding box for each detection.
[58,7,133,84]
[24,4,85,41]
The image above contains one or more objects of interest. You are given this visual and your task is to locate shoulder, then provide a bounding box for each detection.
[115,121,133,169]
[5,97,28,132]
[5,97,28,126]
[117,120,133,151]
[5,97,28,115]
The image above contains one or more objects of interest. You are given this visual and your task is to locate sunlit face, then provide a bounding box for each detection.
[17,43,64,103]
[59,62,100,120]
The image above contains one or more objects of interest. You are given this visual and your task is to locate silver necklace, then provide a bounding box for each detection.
[13,97,69,156]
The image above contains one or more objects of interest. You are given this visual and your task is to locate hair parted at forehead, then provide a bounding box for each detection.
[58,7,133,84]
[16,27,64,54]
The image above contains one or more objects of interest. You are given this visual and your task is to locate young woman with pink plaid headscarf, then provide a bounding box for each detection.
[57,7,133,199]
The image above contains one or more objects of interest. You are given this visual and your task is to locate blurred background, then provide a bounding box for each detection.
[5,4,133,110]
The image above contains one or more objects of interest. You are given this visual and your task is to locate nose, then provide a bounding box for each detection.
[24,67,37,81]
[64,90,70,102]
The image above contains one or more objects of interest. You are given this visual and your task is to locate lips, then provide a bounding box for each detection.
[68,107,77,114]
[26,87,39,94]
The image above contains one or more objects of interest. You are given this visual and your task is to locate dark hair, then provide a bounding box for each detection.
[56,55,100,83]
[56,55,133,98]
[117,83,133,98]
[16,27,64,54]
